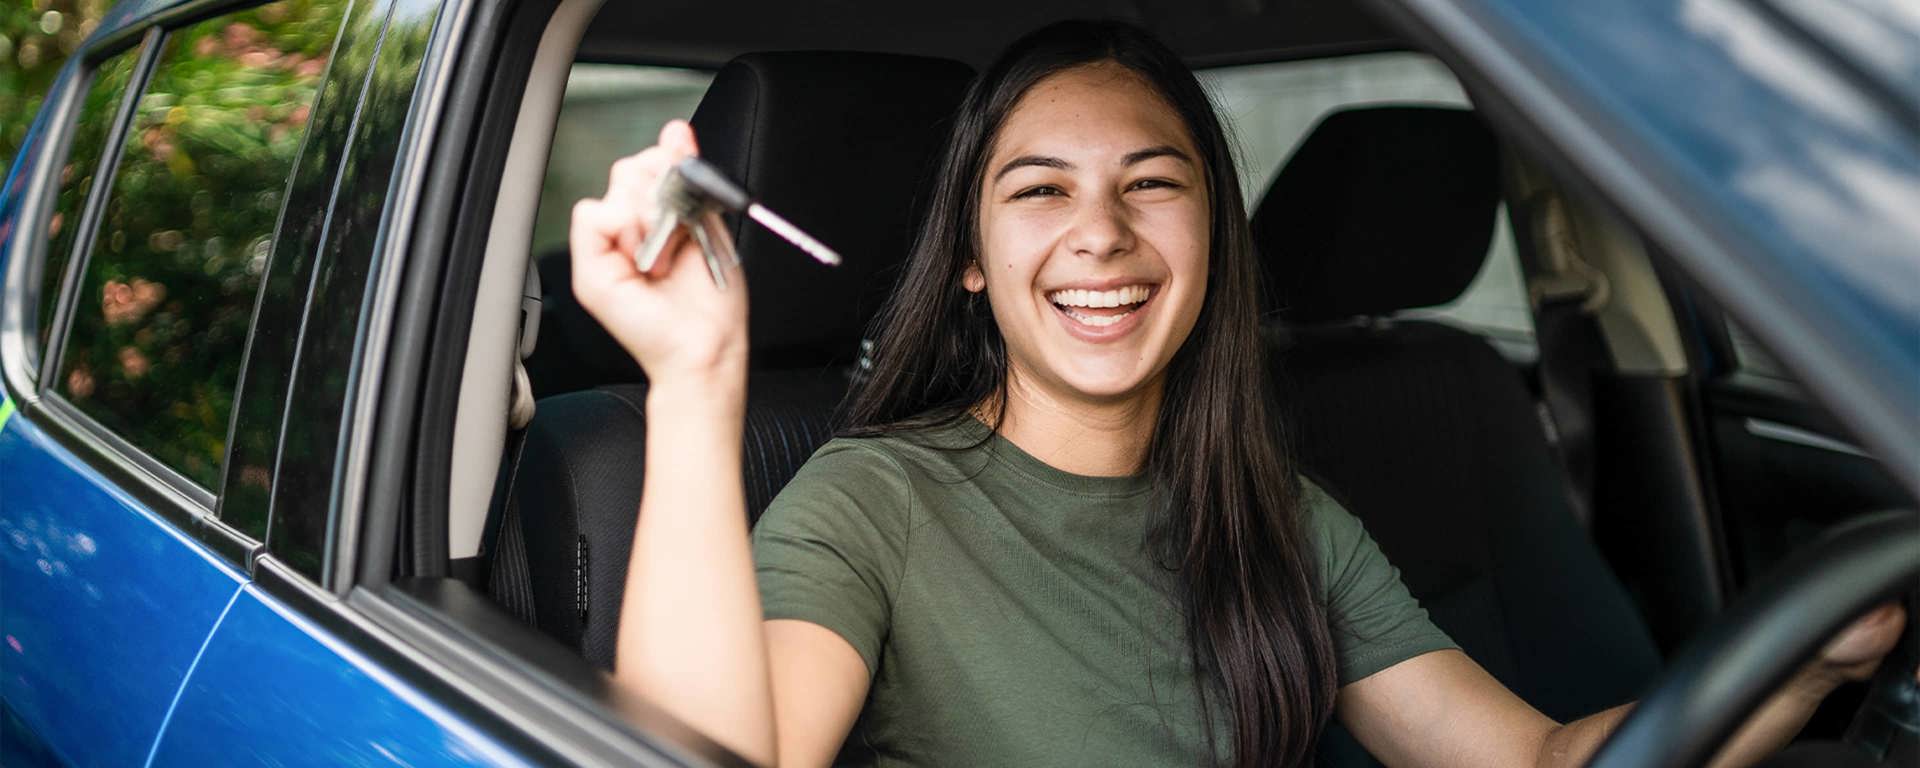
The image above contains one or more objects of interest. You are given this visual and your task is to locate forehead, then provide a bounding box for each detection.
[993,63,1196,159]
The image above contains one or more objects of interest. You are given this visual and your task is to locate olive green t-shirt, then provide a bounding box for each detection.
[751,418,1455,766]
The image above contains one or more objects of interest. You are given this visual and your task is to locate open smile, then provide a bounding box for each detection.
[1045,283,1159,340]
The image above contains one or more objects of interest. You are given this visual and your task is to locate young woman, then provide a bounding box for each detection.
[567,21,1908,768]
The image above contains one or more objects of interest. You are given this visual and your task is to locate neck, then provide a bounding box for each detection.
[980,364,1161,477]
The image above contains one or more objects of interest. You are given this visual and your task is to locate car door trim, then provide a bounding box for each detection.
[331,0,477,594]
[1742,418,1870,460]
[32,393,216,520]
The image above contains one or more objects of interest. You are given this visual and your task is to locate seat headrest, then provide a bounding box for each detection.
[1250,106,1500,323]
[693,52,975,368]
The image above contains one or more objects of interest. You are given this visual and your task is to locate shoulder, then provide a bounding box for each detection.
[1294,476,1375,592]
[1298,476,1365,547]
[754,434,923,541]
[768,437,914,511]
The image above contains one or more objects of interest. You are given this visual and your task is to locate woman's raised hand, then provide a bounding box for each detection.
[570,120,748,394]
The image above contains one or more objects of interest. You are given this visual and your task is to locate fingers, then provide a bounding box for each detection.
[570,121,718,305]
[660,118,699,157]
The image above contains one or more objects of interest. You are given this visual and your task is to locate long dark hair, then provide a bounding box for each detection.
[844,19,1337,767]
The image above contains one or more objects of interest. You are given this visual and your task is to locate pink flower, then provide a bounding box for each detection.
[66,367,94,399]
[117,347,150,379]
[101,278,166,326]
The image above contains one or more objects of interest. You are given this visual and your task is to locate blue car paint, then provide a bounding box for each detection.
[148,585,528,767]
[0,409,247,766]
[1445,0,1920,484]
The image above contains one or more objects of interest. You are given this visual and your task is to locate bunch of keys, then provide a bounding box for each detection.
[635,156,842,289]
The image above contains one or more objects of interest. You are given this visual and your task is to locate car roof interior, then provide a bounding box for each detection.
[575,0,1404,69]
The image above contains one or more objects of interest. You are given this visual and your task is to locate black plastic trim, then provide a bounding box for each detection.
[30,395,213,529]
[332,0,474,592]
[355,0,549,589]
[194,513,268,569]
[216,0,376,516]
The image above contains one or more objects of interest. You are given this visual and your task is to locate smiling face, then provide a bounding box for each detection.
[967,62,1210,407]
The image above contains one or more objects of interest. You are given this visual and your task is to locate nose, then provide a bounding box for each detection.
[1063,191,1136,260]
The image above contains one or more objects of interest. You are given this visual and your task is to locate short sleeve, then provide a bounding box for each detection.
[751,439,913,675]
[1304,480,1458,685]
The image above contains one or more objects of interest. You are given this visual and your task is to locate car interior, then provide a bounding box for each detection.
[381,0,1913,763]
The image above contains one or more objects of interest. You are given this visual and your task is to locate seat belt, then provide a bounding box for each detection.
[481,264,543,625]
[1506,157,1611,529]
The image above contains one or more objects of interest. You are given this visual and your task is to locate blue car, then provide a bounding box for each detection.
[2,0,1915,765]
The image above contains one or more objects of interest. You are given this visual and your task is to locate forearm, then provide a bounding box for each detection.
[613,374,776,766]
[1536,671,1834,768]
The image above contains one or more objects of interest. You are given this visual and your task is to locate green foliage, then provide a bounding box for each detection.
[54,0,345,488]
[1,0,114,172]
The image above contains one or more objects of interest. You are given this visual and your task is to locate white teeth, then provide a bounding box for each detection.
[1047,285,1151,308]
[1062,308,1130,327]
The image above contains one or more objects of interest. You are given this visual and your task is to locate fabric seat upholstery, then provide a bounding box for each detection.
[1251,107,1663,765]
[501,52,974,668]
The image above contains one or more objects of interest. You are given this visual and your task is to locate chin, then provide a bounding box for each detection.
[1056,359,1158,402]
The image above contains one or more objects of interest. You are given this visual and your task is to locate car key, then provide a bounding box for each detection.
[635,156,841,288]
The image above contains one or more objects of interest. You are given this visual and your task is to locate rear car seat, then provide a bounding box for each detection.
[494,52,974,667]
[1251,106,1663,766]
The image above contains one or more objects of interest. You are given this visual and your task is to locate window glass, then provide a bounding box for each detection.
[531,64,713,256]
[1200,53,1534,343]
[56,1,342,490]
[37,52,139,367]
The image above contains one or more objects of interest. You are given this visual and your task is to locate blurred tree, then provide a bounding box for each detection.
[2,0,115,172]
[47,0,347,489]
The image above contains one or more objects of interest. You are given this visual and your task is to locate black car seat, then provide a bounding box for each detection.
[1250,107,1663,765]
[495,52,974,668]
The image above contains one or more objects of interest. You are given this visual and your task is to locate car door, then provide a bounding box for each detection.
[1691,312,1908,585]
[124,0,535,763]
[0,20,260,768]
[0,0,537,763]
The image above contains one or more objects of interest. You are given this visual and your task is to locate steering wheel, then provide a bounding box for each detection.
[1587,510,1920,768]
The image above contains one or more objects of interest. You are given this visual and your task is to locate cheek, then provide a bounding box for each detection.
[1139,200,1211,281]
[976,213,1051,292]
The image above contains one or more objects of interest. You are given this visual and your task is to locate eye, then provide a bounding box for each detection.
[1012,185,1064,200]
[1128,178,1182,192]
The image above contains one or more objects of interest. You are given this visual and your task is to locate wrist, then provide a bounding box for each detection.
[645,365,747,418]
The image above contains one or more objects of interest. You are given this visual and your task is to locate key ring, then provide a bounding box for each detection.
[634,157,841,289]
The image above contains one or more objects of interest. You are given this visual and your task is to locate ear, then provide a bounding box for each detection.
[963,259,987,293]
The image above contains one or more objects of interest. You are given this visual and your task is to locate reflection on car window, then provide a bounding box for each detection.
[38,52,138,368]
[1201,53,1534,344]
[56,1,343,490]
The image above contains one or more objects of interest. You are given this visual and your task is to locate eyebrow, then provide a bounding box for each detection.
[991,145,1193,182]
[993,154,1072,182]
[1122,145,1191,167]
